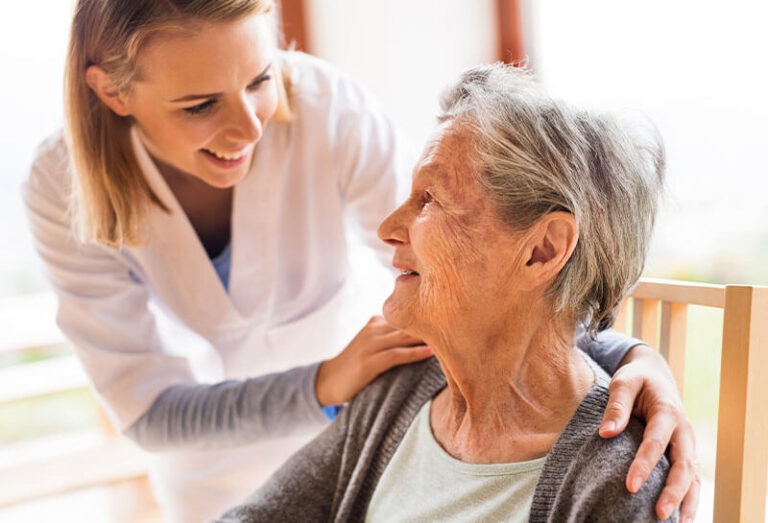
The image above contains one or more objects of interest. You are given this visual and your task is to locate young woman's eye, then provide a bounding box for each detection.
[183,99,216,116]
[247,74,272,90]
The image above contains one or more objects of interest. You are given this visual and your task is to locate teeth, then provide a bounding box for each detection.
[206,149,246,161]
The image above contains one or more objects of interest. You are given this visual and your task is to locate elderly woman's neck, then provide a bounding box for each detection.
[428,316,594,464]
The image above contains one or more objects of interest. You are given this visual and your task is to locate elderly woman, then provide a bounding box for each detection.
[217,65,676,522]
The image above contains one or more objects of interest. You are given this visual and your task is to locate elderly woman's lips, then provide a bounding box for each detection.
[393,259,419,278]
[396,270,419,282]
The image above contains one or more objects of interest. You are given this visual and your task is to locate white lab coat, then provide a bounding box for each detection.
[24,52,413,522]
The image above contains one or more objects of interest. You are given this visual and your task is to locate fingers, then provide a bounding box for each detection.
[378,329,424,348]
[599,371,643,438]
[655,421,698,520]
[654,455,695,519]
[626,408,676,494]
[360,316,424,351]
[677,470,701,523]
[369,345,433,373]
[318,316,429,406]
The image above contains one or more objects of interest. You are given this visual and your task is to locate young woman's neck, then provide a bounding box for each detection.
[151,154,234,258]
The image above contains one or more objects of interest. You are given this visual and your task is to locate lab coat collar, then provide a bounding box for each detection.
[128,127,250,338]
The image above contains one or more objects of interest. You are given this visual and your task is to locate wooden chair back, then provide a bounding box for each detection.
[612,278,768,522]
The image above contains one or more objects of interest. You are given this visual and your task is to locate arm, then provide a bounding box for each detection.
[126,363,329,451]
[578,325,699,521]
[577,327,642,376]
[23,137,328,448]
[130,315,432,450]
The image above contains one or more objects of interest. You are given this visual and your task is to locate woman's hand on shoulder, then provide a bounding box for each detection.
[598,344,699,522]
[315,316,432,407]
[600,345,701,522]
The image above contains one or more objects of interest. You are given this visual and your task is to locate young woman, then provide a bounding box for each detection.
[24,1,699,521]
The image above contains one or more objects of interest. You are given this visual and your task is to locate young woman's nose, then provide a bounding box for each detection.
[225,96,262,143]
[378,203,410,247]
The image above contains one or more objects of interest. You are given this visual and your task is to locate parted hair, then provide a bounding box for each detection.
[438,64,665,335]
[65,0,290,246]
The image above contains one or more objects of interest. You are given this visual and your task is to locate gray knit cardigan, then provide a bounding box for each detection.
[216,355,675,522]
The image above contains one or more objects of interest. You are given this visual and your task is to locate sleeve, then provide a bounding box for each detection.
[576,328,644,376]
[23,144,192,430]
[23,138,329,447]
[126,363,329,451]
[332,76,417,268]
[212,399,349,522]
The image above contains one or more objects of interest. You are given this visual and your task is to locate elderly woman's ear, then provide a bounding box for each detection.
[520,211,579,290]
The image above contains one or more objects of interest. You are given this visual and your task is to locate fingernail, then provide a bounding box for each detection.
[600,421,615,434]
[660,502,674,520]
[630,476,642,493]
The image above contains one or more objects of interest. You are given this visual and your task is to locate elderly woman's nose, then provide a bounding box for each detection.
[377,205,409,246]
[224,96,262,143]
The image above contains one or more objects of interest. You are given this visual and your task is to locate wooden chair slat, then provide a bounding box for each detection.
[633,278,725,308]
[714,285,768,523]
[633,298,660,347]
[625,279,766,522]
[659,302,687,397]
[612,298,630,335]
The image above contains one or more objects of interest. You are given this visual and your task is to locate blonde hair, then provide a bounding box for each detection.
[65,0,291,246]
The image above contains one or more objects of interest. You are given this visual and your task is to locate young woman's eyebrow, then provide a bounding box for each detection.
[169,62,273,102]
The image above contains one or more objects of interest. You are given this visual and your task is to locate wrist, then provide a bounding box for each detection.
[315,358,340,407]
[618,342,653,367]
[619,342,678,387]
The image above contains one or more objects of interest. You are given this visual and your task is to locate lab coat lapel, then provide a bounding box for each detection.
[228,121,288,320]
[128,129,248,339]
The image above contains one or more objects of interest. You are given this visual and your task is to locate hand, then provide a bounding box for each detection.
[598,344,699,522]
[315,316,433,407]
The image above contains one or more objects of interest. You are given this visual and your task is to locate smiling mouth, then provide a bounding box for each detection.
[399,270,419,276]
[201,148,249,161]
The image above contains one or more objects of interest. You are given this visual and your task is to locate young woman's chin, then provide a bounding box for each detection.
[194,151,254,188]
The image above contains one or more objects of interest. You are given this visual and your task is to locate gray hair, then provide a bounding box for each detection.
[438,64,664,335]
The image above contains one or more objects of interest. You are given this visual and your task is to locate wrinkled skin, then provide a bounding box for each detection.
[379,126,527,348]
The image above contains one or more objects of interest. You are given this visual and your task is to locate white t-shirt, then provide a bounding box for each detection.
[367,400,546,523]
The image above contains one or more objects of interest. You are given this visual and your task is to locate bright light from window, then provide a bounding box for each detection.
[532,0,768,284]
[0,1,75,298]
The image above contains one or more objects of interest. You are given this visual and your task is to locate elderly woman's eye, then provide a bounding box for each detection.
[422,191,435,207]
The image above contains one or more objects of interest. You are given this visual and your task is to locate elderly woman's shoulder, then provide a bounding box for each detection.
[536,356,675,521]
[545,413,675,522]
